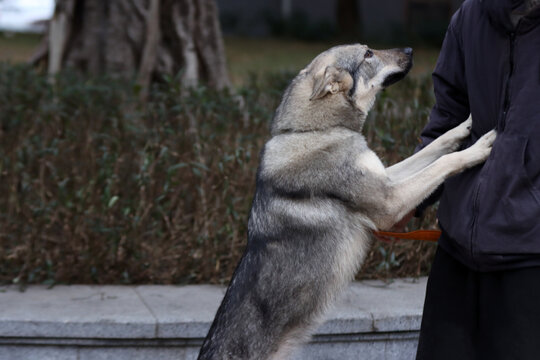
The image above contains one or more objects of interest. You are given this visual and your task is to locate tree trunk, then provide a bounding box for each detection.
[34,0,230,90]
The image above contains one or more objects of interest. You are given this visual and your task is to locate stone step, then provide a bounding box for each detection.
[0,277,427,360]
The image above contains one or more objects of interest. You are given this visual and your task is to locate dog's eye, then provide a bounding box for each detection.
[364,50,373,59]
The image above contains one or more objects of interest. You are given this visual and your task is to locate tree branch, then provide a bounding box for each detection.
[137,0,160,94]
[172,0,199,88]
[48,0,76,75]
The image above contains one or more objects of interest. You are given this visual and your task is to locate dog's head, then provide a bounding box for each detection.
[271,44,413,134]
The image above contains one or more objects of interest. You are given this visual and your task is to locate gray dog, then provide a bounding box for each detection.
[198,44,496,360]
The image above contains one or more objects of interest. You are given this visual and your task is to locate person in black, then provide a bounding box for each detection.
[413,0,540,358]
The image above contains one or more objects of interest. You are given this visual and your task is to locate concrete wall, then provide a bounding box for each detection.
[216,0,466,42]
[217,0,281,36]
[360,0,406,42]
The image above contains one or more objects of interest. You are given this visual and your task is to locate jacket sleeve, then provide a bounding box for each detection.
[415,11,470,216]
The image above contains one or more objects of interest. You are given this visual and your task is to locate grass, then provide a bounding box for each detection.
[224,36,440,85]
[0,32,440,84]
[0,32,42,63]
[225,37,333,85]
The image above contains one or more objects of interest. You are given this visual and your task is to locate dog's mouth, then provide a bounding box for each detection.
[382,50,413,88]
[382,71,408,88]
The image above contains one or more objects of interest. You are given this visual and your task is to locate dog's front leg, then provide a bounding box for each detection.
[386,116,472,180]
[375,129,496,230]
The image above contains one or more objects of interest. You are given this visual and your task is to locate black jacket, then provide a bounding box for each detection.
[419,0,540,270]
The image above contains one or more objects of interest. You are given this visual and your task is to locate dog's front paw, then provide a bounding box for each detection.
[475,129,497,148]
[457,115,473,136]
[464,129,497,164]
[438,115,473,152]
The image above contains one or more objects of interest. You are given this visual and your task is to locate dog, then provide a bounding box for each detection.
[197,44,496,360]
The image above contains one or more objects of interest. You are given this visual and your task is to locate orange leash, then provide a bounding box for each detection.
[373,230,442,242]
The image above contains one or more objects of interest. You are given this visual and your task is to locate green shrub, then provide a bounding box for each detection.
[0,63,437,286]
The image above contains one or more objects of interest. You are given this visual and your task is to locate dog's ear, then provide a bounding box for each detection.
[310,66,353,101]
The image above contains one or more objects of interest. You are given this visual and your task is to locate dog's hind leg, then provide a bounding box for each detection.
[386,116,472,179]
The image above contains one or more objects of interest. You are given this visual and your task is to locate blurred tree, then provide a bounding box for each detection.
[32,0,230,90]
[336,0,361,38]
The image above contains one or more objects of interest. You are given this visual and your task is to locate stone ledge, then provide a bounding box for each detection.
[0,278,427,360]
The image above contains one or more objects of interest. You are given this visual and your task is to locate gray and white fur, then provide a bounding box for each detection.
[197,44,496,360]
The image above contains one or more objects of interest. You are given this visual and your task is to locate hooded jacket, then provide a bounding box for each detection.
[419,0,540,270]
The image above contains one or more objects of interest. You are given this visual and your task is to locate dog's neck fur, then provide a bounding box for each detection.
[271,73,370,136]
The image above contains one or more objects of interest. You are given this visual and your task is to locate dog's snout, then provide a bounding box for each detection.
[398,47,413,70]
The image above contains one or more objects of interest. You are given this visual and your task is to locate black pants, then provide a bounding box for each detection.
[416,247,540,360]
